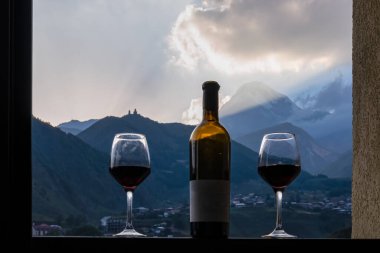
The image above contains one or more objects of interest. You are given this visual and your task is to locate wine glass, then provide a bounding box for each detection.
[110,133,151,237]
[258,133,301,238]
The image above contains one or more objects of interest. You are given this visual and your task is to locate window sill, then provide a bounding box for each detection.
[30,236,358,250]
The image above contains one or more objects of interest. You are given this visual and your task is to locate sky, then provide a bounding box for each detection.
[33,0,352,126]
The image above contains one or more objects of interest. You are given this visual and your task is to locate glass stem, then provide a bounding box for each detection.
[275,191,283,231]
[125,191,134,230]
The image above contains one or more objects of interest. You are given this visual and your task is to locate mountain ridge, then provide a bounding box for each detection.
[219,81,352,156]
[236,122,338,175]
[32,113,351,224]
[58,119,98,135]
[220,82,306,138]
[321,150,352,178]
[32,117,123,222]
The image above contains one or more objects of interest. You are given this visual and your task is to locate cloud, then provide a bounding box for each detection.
[182,98,203,125]
[294,74,352,111]
[33,0,352,126]
[33,0,192,125]
[169,0,352,74]
[312,76,352,110]
[181,94,231,125]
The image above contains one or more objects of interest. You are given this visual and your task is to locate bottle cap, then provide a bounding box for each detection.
[202,81,220,91]
[202,81,219,111]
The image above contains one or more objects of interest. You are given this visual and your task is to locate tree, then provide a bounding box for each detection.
[65,225,102,236]
[54,214,63,226]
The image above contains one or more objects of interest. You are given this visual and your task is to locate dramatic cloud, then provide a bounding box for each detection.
[33,0,192,125]
[169,0,352,74]
[33,0,352,126]
[182,98,203,125]
[295,74,352,111]
[182,94,231,125]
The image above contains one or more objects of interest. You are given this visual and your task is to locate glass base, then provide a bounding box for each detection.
[113,228,146,238]
[262,229,297,239]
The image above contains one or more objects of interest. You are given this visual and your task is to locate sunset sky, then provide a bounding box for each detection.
[33,0,352,126]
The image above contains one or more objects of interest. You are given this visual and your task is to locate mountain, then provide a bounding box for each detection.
[290,76,352,153]
[33,113,351,225]
[77,113,261,197]
[321,150,352,178]
[32,117,123,222]
[294,105,352,154]
[33,114,262,223]
[78,113,351,192]
[219,81,352,154]
[236,122,337,175]
[58,119,98,135]
[220,82,309,138]
[316,127,352,154]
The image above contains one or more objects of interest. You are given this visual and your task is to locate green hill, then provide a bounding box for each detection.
[32,118,123,223]
[32,114,351,226]
[236,122,337,175]
[321,150,352,178]
[78,113,261,199]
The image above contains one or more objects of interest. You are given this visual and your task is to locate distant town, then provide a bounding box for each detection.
[32,191,351,237]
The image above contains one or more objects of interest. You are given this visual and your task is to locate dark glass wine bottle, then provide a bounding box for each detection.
[189,81,231,238]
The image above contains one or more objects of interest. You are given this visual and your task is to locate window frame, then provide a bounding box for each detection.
[6,0,32,246]
[7,0,368,248]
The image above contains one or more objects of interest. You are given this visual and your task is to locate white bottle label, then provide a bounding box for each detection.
[190,180,230,222]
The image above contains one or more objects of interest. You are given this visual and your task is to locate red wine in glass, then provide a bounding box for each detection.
[110,133,151,237]
[258,133,301,238]
[109,165,151,192]
[258,164,300,192]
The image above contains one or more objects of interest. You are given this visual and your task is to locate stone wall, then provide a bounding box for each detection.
[352,0,380,239]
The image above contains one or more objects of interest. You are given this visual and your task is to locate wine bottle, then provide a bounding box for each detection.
[189,81,231,238]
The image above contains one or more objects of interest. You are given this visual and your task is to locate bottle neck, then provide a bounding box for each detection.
[203,110,219,122]
[202,89,219,122]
